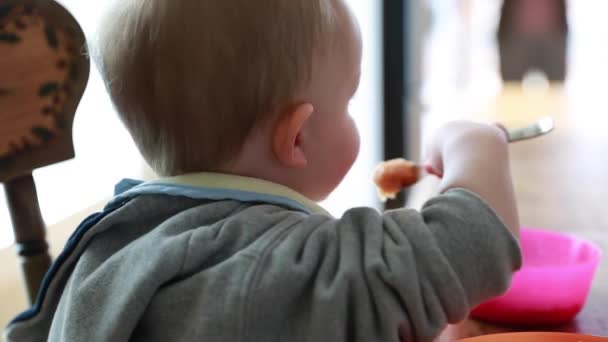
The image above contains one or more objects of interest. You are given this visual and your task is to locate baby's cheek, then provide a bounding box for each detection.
[347,116,360,165]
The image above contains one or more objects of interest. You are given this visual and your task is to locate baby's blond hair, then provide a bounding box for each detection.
[93,0,343,176]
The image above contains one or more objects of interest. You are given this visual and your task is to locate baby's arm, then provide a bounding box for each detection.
[424,121,520,239]
[246,197,521,342]
[244,123,522,342]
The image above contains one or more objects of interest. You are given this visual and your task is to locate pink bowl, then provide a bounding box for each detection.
[470,228,603,326]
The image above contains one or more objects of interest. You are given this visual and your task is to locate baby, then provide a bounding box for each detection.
[5,0,521,341]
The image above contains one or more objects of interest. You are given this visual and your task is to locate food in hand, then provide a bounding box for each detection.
[373,158,420,201]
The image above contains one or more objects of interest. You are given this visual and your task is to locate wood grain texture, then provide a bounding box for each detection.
[4,174,52,304]
[0,0,89,182]
[0,0,89,306]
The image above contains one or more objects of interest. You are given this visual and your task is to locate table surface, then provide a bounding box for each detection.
[409,84,608,339]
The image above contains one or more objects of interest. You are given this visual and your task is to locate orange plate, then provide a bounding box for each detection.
[457,332,608,342]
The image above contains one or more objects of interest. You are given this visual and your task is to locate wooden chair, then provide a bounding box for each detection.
[0,0,89,304]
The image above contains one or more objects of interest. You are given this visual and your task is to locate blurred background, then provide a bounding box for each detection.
[420,0,608,141]
[2,0,608,246]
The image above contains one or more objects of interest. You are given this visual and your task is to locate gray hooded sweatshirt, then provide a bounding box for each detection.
[5,173,521,342]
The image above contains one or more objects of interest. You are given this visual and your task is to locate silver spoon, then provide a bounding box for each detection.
[505,116,555,143]
[375,116,557,200]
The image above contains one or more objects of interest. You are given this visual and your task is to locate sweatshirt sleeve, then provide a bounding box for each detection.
[244,188,522,342]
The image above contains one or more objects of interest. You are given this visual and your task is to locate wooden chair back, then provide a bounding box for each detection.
[0,0,89,304]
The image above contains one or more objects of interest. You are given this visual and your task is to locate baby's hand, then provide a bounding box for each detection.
[423,121,519,238]
[423,121,508,180]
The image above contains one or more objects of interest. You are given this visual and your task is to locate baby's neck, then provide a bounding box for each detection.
[221,136,309,198]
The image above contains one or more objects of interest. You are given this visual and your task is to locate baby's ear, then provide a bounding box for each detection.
[272,103,314,168]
